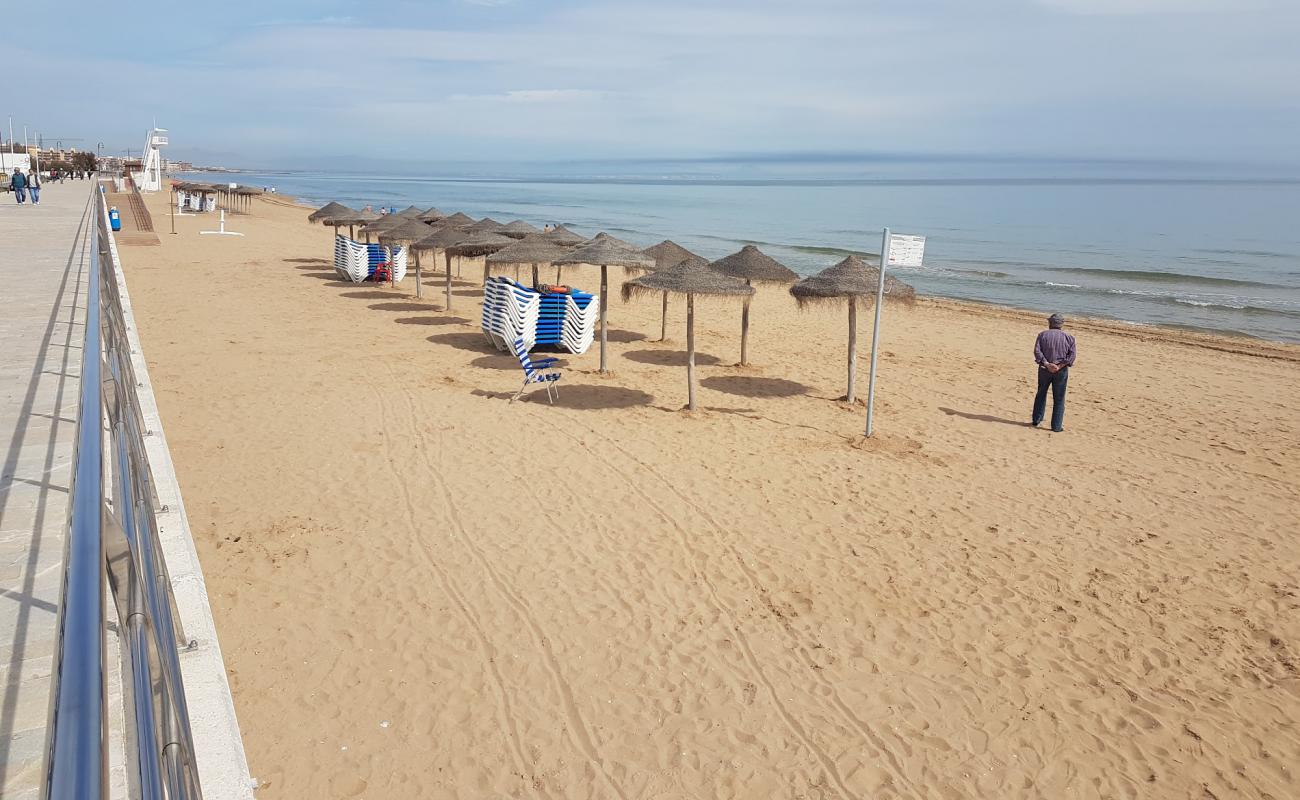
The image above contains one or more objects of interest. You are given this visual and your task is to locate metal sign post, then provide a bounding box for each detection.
[865,229,925,437]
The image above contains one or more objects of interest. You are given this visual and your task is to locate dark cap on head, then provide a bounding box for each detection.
[1048,313,1065,328]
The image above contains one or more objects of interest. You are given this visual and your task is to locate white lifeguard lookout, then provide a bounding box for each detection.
[135,127,168,192]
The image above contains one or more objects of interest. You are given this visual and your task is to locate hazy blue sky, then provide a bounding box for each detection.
[13,0,1300,169]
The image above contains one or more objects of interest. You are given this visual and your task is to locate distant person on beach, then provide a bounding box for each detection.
[10,168,26,203]
[27,170,41,205]
[1032,313,1076,432]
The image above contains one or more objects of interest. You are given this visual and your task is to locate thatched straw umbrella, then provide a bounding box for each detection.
[624,260,754,411]
[319,207,359,239]
[396,205,424,219]
[443,232,513,310]
[553,233,654,374]
[440,211,476,228]
[413,227,464,308]
[419,207,446,222]
[466,217,505,233]
[485,235,572,285]
[710,245,798,366]
[332,208,381,240]
[643,240,705,342]
[234,186,262,215]
[379,219,437,297]
[542,225,584,246]
[360,214,404,246]
[789,255,916,403]
[499,220,540,240]
[304,201,345,223]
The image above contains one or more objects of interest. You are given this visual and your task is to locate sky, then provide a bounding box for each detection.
[11,0,1300,171]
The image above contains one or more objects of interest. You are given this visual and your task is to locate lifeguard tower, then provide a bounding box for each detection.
[134,127,168,192]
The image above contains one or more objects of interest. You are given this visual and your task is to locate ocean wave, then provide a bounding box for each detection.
[1045,281,1081,288]
[1049,266,1283,289]
[946,268,1011,278]
[1194,248,1296,260]
[788,244,876,258]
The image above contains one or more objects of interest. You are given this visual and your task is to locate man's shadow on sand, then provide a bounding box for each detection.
[939,407,1033,428]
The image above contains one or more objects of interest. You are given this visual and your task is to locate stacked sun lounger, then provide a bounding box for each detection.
[481,277,598,355]
[332,236,408,284]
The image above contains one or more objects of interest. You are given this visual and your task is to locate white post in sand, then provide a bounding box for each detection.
[200,209,244,237]
[865,228,925,437]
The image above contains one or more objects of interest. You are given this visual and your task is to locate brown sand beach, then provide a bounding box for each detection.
[120,191,1299,799]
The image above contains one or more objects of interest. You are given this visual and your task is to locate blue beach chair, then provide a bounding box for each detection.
[509,337,562,404]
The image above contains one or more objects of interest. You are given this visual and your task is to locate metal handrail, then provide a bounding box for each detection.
[44,184,204,799]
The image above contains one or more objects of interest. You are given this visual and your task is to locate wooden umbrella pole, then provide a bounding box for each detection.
[740,279,752,365]
[556,264,562,284]
[599,264,609,373]
[687,294,697,411]
[483,260,490,285]
[846,297,858,403]
[414,250,422,299]
[532,263,539,287]
[660,291,669,341]
[445,251,453,310]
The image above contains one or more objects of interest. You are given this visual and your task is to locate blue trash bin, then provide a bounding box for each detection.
[109,207,121,231]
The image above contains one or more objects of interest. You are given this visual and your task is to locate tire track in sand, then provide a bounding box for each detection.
[387,375,631,800]
[571,416,921,794]
[369,380,553,799]
[518,405,861,800]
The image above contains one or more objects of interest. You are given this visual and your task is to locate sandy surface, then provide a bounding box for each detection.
[121,192,1300,799]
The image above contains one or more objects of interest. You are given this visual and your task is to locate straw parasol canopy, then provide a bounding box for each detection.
[419,207,446,222]
[413,227,471,310]
[396,205,424,218]
[333,208,381,226]
[643,240,705,342]
[554,233,654,374]
[361,214,405,234]
[442,231,512,310]
[790,255,916,403]
[541,225,585,246]
[378,219,436,245]
[499,220,541,239]
[466,217,506,234]
[710,245,798,366]
[486,235,573,284]
[309,201,351,223]
[439,211,476,228]
[446,231,513,257]
[623,259,754,412]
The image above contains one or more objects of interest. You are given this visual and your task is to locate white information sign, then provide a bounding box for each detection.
[886,233,925,268]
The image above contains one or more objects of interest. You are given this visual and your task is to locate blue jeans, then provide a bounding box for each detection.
[29,187,39,204]
[12,187,24,203]
[1032,366,1069,431]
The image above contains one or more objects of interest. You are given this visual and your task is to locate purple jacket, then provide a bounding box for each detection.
[1034,329,1076,368]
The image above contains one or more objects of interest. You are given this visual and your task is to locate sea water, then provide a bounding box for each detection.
[183,166,1300,343]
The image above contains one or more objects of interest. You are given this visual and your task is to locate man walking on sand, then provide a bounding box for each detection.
[10,168,26,204]
[1033,313,1076,432]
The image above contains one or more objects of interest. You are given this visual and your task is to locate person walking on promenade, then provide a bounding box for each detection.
[27,169,41,205]
[10,167,26,203]
[1032,313,1076,432]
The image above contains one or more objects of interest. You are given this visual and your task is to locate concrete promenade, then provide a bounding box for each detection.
[0,182,124,797]
[0,181,252,798]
